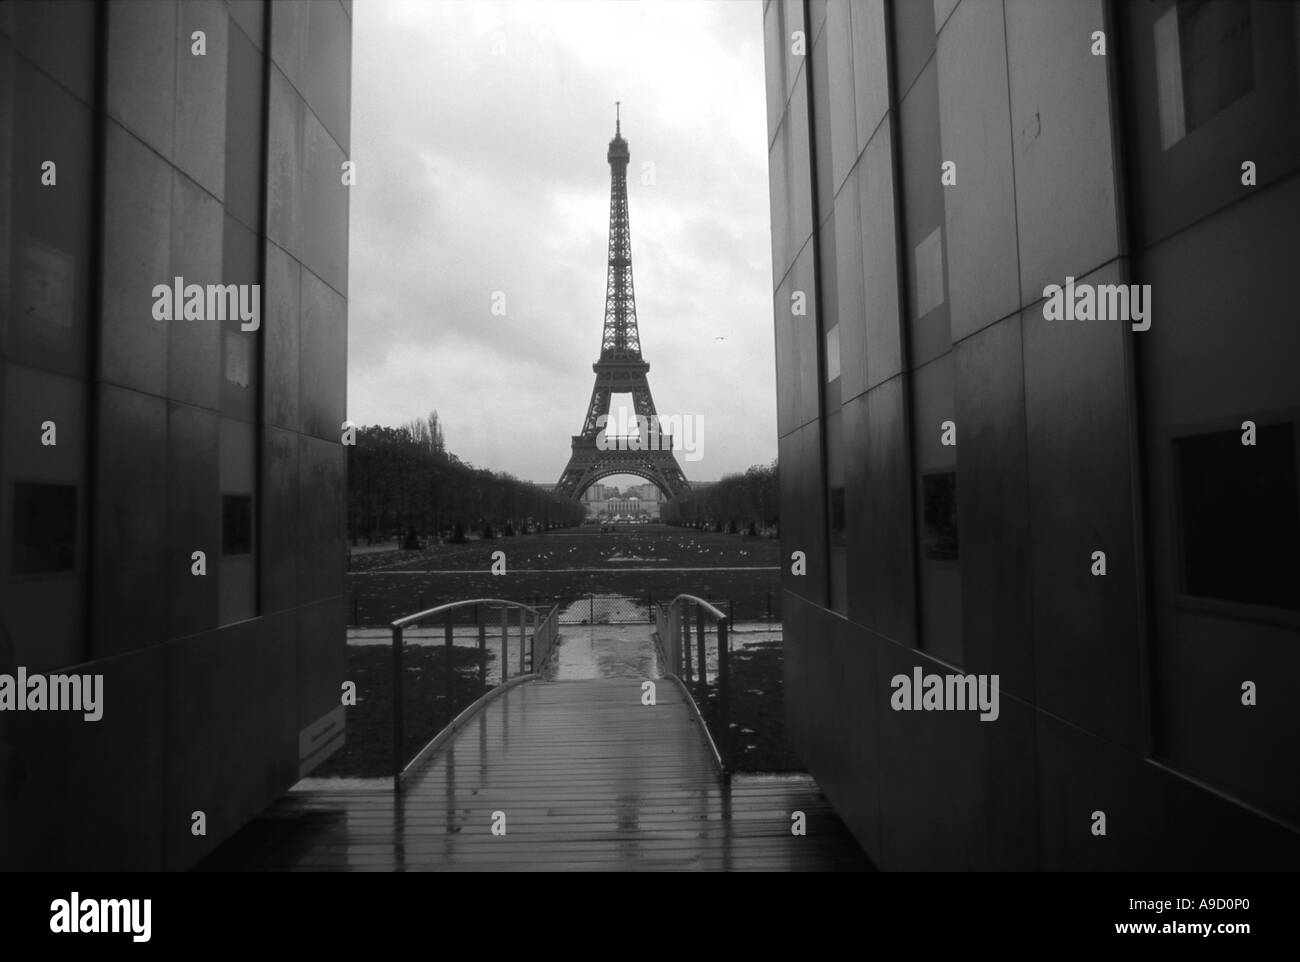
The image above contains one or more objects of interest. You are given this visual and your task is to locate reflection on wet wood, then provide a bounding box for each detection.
[198,679,872,872]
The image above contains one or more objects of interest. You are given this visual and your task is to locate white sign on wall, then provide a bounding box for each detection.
[298,705,345,778]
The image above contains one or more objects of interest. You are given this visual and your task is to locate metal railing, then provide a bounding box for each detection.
[352,590,780,628]
[654,594,732,776]
[390,598,559,790]
[531,603,561,671]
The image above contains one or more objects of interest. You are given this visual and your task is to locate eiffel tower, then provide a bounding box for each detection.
[555,107,691,502]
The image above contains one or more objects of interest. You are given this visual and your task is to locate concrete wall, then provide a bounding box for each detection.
[764,0,1300,870]
[0,0,351,870]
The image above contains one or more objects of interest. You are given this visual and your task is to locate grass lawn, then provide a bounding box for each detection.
[348,525,783,625]
[312,644,496,778]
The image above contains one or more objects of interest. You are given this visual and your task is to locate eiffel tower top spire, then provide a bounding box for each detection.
[602,106,640,360]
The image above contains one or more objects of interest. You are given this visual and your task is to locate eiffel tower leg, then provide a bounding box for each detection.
[581,384,612,438]
[630,381,658,421]
[628,375,681,479]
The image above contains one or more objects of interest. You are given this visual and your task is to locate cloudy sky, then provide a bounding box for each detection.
[347,0,776,486]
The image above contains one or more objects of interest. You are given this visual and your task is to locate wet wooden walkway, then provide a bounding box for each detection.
[199,677,871,871]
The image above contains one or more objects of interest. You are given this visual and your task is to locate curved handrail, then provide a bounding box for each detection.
[392,597,544,629]
[654,594,733,777]
[663,593,729,623]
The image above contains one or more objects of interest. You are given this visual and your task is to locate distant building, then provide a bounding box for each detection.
[629,482,661,503]
[763,0,1300,869]
[581,482,661,520]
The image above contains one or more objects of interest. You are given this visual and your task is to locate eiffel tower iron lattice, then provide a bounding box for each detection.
[554,109,691,503]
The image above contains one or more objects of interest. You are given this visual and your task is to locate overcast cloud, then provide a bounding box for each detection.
[347,0,776,485]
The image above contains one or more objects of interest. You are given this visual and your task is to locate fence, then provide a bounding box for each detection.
[389,598,559,790]
[557,593,652,625]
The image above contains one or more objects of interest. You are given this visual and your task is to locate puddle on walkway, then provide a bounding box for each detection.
[543,624,663,681]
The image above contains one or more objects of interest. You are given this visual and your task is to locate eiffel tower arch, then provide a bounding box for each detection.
[555,108,691,503]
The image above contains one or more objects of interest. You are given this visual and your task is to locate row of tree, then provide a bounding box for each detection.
[347,411,587,546]
[662,461,779,535]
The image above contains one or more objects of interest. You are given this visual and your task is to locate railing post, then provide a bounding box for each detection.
[392,623,404,792]
[477,605,486,689]
[718,618,731,775]
[673,608,681,676]
[518,606,526,675]
[589,594,594,625]
[664,606,672,673]
[695,605,706,691]
[682,607,693,684]
[444,619,454,708]
[670,608,677,675]
[661,606,669,670]
[500,605,508,683]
